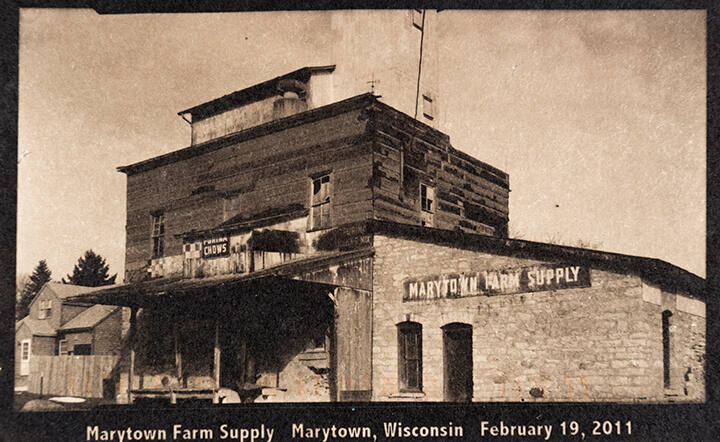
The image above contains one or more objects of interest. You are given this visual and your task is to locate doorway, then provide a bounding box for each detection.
[442,323,473,402]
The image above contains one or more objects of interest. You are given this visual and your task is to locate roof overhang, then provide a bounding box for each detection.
[67,248,373,308]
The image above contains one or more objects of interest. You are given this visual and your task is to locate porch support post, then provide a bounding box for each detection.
[174,324,183,387]
[128,306,137,405]
[213,316,221,404]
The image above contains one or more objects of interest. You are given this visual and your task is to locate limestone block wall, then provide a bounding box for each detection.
[371,234,704,403]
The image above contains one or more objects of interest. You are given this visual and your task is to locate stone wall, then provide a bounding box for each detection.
[371,234,705,403]
[640,282,705,402]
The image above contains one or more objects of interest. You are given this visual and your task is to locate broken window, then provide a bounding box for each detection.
[310,174,331,230]
[420,184,434,213]
[151,212,165,258]
[398,321,423,392]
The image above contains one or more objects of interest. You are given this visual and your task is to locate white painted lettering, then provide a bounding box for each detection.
[570,266,580,281]
[409,283,418,299]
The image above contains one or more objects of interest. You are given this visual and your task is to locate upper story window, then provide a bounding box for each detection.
[420,183,434,213]
[398,321,423,392]
[151,212,165,258]
[310,174,332,230]
[38,299,52,319]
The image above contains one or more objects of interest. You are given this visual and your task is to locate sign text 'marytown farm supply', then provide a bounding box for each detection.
[403,265,591,301]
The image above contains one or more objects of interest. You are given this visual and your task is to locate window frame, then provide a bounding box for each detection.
[38,299,52,319]
[58,339,68,356]
[420,183,434,213]
[397,321,423,392]
[21,339,30,361]
[151,211,165,259]
[309,173,332,230]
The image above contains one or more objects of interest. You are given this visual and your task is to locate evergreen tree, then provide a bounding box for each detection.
[63,250,117,287]
[16,260,51,319]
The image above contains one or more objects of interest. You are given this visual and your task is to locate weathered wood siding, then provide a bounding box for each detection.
[367,103,510,236]
[28,355,120,398]
[335,287,373,400]
[124,108,374,279]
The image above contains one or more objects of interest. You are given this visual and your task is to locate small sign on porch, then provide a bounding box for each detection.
[202,236,229,258]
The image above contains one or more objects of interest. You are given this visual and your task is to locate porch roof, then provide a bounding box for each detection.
[65,248,373,308]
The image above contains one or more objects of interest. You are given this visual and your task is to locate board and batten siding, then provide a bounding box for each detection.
[124,108,374,278]
[366,104,509,236]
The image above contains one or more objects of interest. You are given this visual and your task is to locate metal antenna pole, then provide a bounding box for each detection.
[414,10,426,120]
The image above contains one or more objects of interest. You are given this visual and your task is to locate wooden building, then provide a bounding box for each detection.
[14,282,124,391]
[71,67,705,404]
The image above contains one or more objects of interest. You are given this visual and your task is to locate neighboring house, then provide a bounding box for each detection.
[57,305,122,356]
[14,282,122,390]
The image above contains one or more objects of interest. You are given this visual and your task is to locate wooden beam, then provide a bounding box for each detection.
[128,307,137,405]
[213,317,221,404]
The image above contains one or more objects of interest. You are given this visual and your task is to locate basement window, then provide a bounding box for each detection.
[310,174,332,230]
[398,321,423,392]
[151,212,165,258]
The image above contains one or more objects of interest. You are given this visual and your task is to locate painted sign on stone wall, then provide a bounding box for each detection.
[403,264,590,302]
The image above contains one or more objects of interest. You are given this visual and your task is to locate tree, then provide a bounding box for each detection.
[16,261,51,319]
[63,250,117,287]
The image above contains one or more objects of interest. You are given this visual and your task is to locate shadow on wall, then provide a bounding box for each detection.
[106,284,336,402]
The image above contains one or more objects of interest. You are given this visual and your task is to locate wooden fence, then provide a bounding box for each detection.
[29,355,120,398]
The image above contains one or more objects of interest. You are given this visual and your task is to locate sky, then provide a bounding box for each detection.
[17,9,705,280]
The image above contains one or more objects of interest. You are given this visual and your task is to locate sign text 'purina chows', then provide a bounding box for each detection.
[403,265,591,301]
[202,236,230,258]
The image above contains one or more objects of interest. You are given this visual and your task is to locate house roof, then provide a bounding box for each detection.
[66,221,705,307]
[45,282,99,300]
[59,305,119,331]
[16,317,56,337]
[27,281,99,312]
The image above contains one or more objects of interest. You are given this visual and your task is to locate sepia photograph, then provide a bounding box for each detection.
[13,6,706,427]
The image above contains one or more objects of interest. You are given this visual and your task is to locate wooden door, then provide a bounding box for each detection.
[443,324,473,402]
